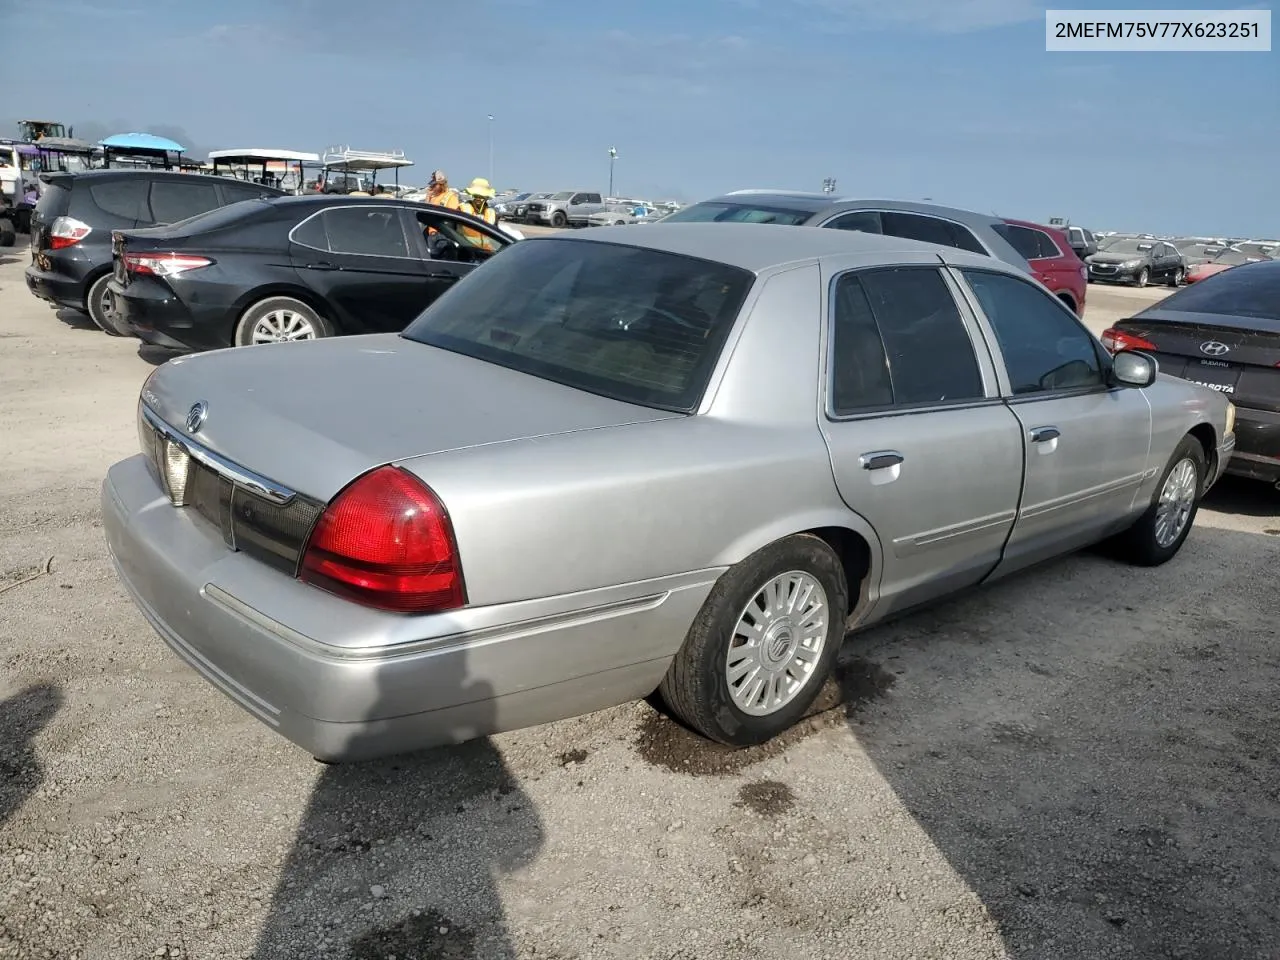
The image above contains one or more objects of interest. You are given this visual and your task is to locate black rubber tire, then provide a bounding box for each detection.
[86,274,124,336]
[1134,267,1149,288]
[1109,436,1206,567]
[234,296,332,347]
[659,534,849,747]
[0,220,15,247]
[1168,267,1184,287]
[550,210,567,228]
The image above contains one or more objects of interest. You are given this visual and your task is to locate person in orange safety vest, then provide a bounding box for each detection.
[459,177,499,250]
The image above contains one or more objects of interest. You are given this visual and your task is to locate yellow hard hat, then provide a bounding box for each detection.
[465,177,496,198]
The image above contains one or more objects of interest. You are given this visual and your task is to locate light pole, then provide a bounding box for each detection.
[608,146,618,198]
[487,114,495,184]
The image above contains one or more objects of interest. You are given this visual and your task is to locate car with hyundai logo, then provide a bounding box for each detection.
[1102,257,1279,487]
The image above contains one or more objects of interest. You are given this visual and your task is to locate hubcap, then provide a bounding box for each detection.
[725,571,829,716]
[1154,458,1197,548]
[252,309,317,344]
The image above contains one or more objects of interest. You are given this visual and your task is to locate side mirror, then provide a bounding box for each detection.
[1111,349,1157,388]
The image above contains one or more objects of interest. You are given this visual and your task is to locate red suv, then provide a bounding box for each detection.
[992,218,1089,316]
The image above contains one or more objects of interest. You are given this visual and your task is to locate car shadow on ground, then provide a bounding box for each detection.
[0,683,63,828]
[54,307,98,331]
[844,525,1280,960]
[249,651,543,960]
[137,344,190,367]
[1203,475,1278,519]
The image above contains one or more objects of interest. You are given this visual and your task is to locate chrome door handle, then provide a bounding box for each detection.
[1030,426,1060,443]
[860,450,904,470]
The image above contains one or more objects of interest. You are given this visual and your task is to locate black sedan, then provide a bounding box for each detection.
[1102,258,1280,486]
[107,195,513,350]
[1086,238,1185,287]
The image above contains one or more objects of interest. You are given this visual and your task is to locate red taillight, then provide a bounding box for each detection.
[123,252,213,277]
[299,466,465,614]
[1100,327,1156,353]
[49,216,91,249]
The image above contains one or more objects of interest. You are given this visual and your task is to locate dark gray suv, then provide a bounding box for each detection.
[663,191,1032,275]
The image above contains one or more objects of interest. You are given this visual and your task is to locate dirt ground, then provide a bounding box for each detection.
[1,250,1277,960]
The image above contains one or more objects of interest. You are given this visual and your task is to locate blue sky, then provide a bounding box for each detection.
[8,0,1277,236]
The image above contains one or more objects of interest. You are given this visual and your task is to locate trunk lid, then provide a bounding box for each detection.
[141,333,682,501]
[1116,309,1280,410]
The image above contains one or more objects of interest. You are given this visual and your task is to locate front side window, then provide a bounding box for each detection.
[826,210,883,234]
[961,269,1104,395]
[829,267,985,414]
[321,206,410,257]
[402,238,753,412]
[415,210,506,262]
[148,180,221,224]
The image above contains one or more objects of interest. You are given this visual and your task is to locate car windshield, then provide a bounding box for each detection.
[1161,262,1280,320]
[401,238,754,412]
[661,201,816,226]
[550,191,575,200]
[1105,240,1154,255]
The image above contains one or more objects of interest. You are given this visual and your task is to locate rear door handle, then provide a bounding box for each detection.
[1030,426,1060,443]
[860,450,904,470]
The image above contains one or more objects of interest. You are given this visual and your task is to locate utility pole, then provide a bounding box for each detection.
[487,115,495,184]
[608,146,618,198]
[822,177,837,194]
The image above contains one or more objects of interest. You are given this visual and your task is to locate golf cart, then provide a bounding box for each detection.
[209,148,322,194]
[319,145,414,195]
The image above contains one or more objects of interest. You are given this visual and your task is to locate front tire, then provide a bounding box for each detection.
[1134,267,1149,288]
[659,534,849,747]
[1109,436,1206,566]
[234,297,332,347]
[550,211,567,228]
[86,274,124,336]
[0,219,15,247]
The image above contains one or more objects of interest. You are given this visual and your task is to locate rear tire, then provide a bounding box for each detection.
[1169,267,1185,287]
[1109,436,1206,567]
[86,274,124,336]
[0,219,15,247]
[234,297,333,347]
[659,534,849,747]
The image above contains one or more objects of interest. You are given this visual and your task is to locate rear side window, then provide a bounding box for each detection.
[661,202,815,225]
[320,206,410,257]
[402,238,753,412]
[829,267,984,413]
[880,212,985,255]
[148,180,221,224]
[998,223,1064,260]
[220,182,279,204]
[826,210,883,234]
[88,179,148,221]
[1157,262,1280,321]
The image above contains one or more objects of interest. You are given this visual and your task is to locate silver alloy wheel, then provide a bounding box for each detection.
[97,283,112,318]
[1154,457,1197,548]
[251,308,318,344]
[725,570,829,716]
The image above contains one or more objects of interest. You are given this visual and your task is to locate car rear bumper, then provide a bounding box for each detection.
[25,264,85,309]
[109,279,230,351]
[1225,407,1280,483]
[102,455,713,761]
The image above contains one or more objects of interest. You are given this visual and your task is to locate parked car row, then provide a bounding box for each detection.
[1084,233,1277,288]
[104,221,1236,763]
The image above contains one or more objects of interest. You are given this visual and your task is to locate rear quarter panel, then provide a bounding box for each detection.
[1139,372,1230,495]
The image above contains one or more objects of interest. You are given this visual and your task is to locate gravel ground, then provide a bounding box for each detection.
[1,251,1277,960]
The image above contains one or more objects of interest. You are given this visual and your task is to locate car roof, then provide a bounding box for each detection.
[44,169,287,194]
[538,221,1012,275]
[701,191,1002,223]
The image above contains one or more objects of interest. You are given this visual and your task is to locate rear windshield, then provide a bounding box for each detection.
[33,179,71,220]
[401,238,754,412]
[1105,240,1154,255]
[1159,262,1280,320]
[662,201,815,226]
[158,198,272,234]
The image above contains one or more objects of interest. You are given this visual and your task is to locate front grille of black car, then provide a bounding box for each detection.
[139,406,325,576]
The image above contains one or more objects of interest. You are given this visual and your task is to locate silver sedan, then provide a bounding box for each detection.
[103,224,1236,761]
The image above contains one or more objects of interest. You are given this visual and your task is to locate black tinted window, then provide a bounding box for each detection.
[831,267,984,410]
[881,212,963,251]
[148,180,221,224]
[662,201,815,225]
[962,269,1104,395]
[291,211,329,250]
[1157,262,1280,321]
[221,182,278,204]
[994,223,1043,260]
[402,238,753,412]
[88,179,148,221]
[830,274,893,413]
[323,207,409,257]
[946,222,987,254]
[826,211,882,234]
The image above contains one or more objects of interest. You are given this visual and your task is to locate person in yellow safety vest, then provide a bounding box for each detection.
[459,177,499,250]
[425,170,460,211]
